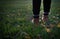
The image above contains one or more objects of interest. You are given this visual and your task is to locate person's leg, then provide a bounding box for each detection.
[33,0,41,18]
[33,0,41,25]
[43,0,51,15]
[43,0,51,28]
[43,0,51,21]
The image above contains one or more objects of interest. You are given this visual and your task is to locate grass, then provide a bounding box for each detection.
[0,0,60,39]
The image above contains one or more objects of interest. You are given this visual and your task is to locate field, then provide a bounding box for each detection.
[0,0,60,39]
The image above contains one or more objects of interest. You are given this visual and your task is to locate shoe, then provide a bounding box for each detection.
[34,18,39,25]
[31,17,39,26]
[42,15,51,28]
[42,15,48,22]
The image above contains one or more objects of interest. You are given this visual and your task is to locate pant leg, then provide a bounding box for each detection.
[43,0,51,15]
[33,0,41,18]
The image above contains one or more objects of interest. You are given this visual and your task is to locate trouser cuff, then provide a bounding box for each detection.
[44,12,49,15]
[33,15,39,18]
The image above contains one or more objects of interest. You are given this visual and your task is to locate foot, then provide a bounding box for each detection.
[34,18,39,26]
[42,15,51,28]
[43,15,48,22]
[31,17,39,26]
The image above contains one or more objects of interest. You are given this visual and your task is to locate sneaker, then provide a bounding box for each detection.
[31,17,41,23]
[31,17,39,26]
[42,15,51,28]
[32,15,39,24]
[34,18,39,24]
[42,15,48,22]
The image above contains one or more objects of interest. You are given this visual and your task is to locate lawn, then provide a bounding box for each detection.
[0,0,60,39]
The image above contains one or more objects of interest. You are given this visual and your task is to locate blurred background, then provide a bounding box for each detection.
[0,0,60,39]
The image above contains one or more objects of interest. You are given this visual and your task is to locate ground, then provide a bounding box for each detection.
[0,0,60,39]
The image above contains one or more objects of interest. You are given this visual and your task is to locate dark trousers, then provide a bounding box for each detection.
[33,0,51,18]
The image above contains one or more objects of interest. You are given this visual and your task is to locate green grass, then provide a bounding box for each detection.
[0,0,60,39]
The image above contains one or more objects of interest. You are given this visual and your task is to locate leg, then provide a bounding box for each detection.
[43,0,51,15]
[43,0,51,21]
[32,0,41,25]
[43,0,51,28]
[33,0,41,18]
